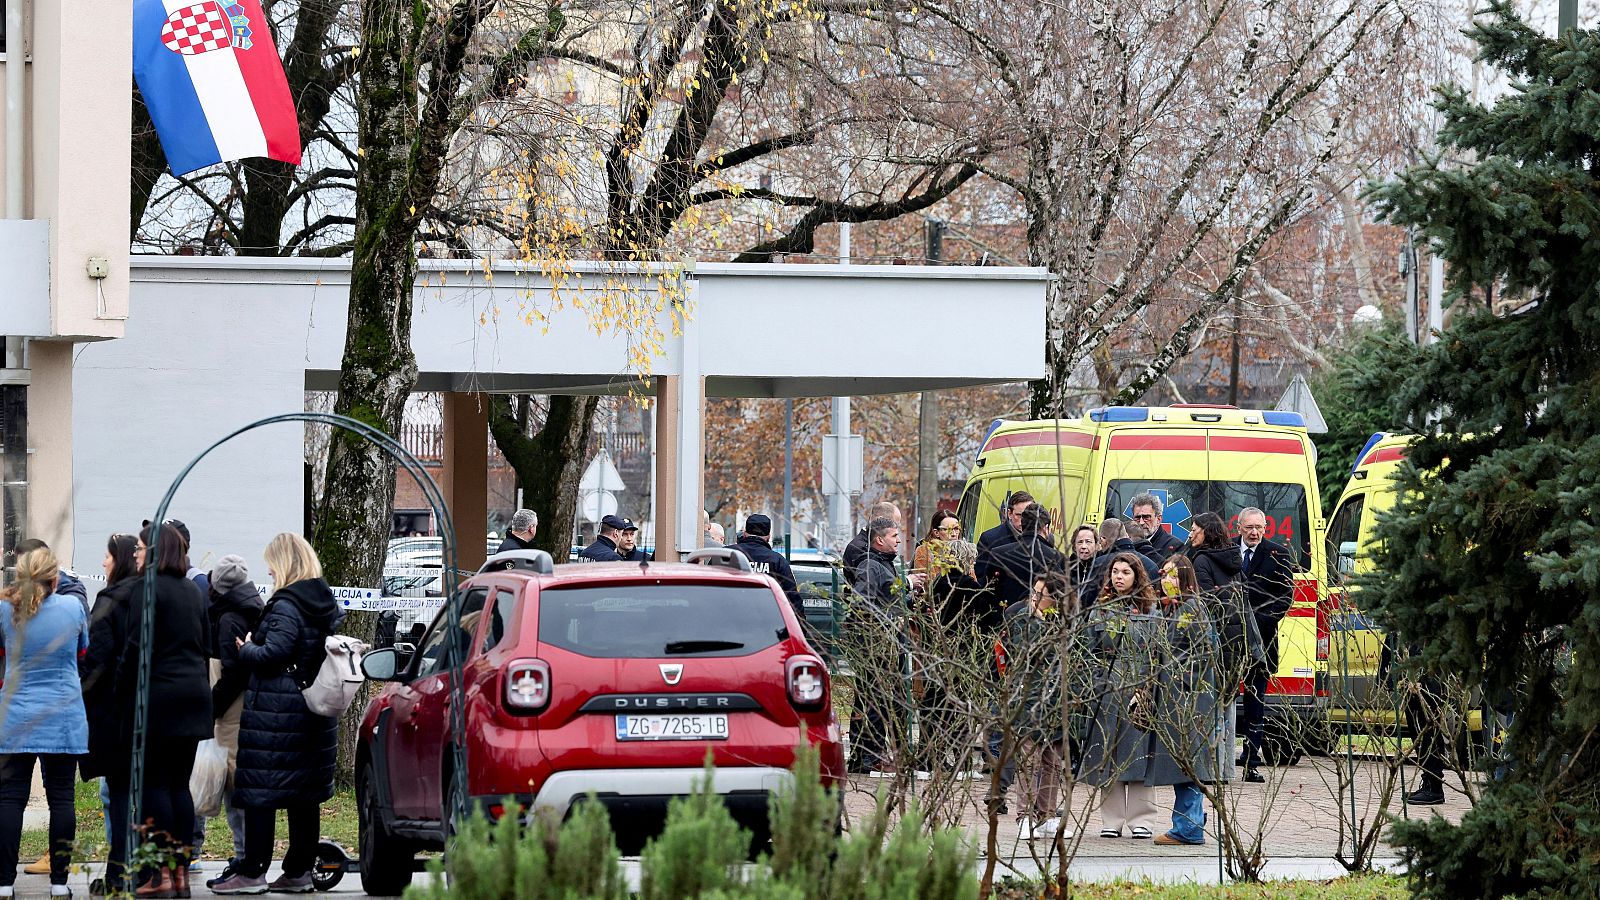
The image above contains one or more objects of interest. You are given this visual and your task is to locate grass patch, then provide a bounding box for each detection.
[991,873,1406,899]
[19,783,358,865]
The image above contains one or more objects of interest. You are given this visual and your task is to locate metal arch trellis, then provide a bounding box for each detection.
[128,412,471,868]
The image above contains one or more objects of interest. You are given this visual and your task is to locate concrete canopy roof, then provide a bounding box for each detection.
[128,257,1049,397]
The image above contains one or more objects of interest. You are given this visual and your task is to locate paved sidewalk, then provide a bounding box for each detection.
[10,756,1460,895]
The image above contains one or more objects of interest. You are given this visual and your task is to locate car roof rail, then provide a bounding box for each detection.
[685,547,753,573]
[479,549,555,575]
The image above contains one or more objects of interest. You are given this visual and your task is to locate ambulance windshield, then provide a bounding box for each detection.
[1105,480,1312,567]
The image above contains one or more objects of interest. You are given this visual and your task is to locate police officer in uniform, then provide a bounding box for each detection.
[579,515,635,562]
[617,520,649,562]
[730,514,802,611]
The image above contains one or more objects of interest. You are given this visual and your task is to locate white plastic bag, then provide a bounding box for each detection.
[189,738,229,817]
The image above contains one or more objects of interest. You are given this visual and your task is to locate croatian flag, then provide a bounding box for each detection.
[133,0,301,176]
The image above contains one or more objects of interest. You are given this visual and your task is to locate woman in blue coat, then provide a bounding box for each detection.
[0,546,89,897]
[211,534,344,895]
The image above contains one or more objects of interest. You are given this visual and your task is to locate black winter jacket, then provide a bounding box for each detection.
[110,574,214,749]
[233,578,345,809]
[730,536,801,610]
[841,528,871,587]
[495,532,536,555]
[1190,544,1243,595]
[1145,528,1186,564]
[208,581,265,716]
[79,576,138,780]
[987,535,1068,610]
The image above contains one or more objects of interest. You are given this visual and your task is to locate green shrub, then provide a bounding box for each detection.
[406,797,623,900]
[411,746,976,900]
[638,765,750,900]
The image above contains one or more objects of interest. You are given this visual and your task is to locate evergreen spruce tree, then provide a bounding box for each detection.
[1366,3,1600,895]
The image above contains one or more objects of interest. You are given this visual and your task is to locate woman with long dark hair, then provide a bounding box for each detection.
[0,546,88,899]
[913,510,963,580]
[111,523,213,897]
[1186,512,1241,595]
[1146,554,1221,846]
[1080,553,1163,839]
[80,533,141,893]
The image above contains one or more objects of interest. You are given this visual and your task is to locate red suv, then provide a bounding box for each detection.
[353,549,844,895]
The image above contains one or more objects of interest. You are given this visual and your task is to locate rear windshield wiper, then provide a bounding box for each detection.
[664,640,746,654]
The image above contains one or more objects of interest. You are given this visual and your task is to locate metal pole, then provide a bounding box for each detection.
[1426,253,1444,344]
[1403,233,1419,343]
[829,397,852,547]
[783,398,793,557]
[5,0,26,218]
[1560,0,1577,36]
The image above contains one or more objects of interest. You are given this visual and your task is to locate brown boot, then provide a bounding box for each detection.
[136,865,177,899]
[173,862,192,898]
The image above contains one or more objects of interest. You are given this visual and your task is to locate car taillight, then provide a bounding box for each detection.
[505,658,550,712]
[786,655,827,709]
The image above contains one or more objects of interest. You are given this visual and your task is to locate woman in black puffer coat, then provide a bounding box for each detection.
[218,533,344,894]
[1186,512,1242,595]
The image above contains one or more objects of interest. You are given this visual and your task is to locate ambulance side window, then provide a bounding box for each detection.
[956,482,981,538]
[1327,495,1365,585]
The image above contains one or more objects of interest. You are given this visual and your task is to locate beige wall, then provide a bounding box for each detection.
[26,340,73,559]
[4,0,133,565]
[1,0,131,340]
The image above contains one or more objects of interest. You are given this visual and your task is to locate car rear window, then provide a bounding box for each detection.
[537,583,787,658]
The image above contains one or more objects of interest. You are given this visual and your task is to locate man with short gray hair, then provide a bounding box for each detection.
[1129,492,1184,562]
[496,509,538,554]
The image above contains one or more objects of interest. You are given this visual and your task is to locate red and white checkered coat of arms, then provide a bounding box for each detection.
[161,1,248,56]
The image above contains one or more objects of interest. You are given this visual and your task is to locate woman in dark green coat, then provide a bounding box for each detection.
[1146,554,1221,845]
[1003,571,1078,843]
[1079,553,1163,839]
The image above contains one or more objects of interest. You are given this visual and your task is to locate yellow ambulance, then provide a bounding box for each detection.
[957,405,1330,762]
[1325,433,1486,739]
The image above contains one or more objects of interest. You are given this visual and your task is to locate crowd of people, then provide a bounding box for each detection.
[0,524,346,897]
[837,492,1292,847]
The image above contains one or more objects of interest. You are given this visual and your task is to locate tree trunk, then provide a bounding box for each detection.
[238,160,296,255]
[488,394,600,555]
[130,88,166,244]
[312,0,427,786]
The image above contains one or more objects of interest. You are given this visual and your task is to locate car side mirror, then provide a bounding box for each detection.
[361,647,403,681]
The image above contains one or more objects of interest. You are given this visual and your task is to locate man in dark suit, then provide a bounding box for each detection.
[1236,506,1295,780]
[985,505,1067,609]
[974,490,1033,587]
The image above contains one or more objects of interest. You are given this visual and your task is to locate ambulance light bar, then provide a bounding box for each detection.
[1263,411,1306,428]
[1087,407,1149,423]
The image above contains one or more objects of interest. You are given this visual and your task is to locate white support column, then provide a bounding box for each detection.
[674,277,705,558]
[1426,252,1444,344]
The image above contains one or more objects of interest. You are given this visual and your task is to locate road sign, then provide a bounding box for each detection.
[580,489,619,523]
[1275,374,1328,434]
[580,450,625,493]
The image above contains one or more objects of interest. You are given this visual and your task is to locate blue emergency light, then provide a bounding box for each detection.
[1262,411,1307,428]
[1350,432,1386,474]
[1087,407,1150,423]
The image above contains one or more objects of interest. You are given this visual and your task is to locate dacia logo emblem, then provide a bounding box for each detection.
[659,663,684,686]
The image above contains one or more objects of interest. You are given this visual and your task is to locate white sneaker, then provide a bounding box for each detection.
[1017,816,1036,841]
[1035,817,1072,841]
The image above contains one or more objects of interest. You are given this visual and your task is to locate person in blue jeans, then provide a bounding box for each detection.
[1145,555,1221,846]
[0,546,90,898]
